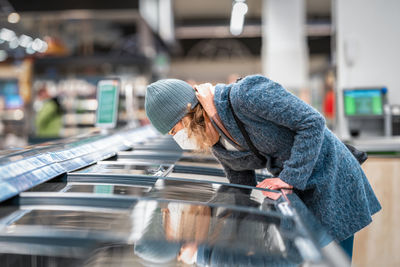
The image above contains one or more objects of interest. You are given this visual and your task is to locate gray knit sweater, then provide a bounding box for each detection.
[210,74,381,241]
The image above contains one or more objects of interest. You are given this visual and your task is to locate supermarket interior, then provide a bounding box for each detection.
[0,0,399,266]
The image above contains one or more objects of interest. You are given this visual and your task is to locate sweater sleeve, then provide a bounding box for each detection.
[211,149,257,186]
[221,163,257,187]
[233,75,325,190]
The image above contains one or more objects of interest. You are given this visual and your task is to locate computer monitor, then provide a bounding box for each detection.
[343,88,386,117]
[0,79,23,109]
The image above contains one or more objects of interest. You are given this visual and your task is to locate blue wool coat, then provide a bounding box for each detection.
[211,74,381,242]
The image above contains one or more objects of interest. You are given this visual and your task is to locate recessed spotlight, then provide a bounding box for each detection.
[8,13,20,24]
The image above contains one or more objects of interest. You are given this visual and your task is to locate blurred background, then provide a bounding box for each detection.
[0,0,399,266]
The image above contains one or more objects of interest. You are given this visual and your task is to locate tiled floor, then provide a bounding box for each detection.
[353,157,400,267]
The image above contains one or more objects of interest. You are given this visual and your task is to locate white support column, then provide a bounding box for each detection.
[262,0,308,91]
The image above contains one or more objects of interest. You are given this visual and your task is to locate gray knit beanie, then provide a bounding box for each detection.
[145,79,198,134]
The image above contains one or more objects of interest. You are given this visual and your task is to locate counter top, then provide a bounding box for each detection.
[348,136,400,153]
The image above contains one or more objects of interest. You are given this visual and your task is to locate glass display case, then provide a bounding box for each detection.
[0,126,349,267]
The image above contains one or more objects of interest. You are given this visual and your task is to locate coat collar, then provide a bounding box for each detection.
[213,83,248,150]
[211,83,271,172]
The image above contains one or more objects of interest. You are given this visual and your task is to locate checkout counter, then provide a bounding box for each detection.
[0,126,349,266]
[343,88,400,153]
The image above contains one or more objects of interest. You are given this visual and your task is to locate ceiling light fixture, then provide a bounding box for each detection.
[31,38,45,52]
[26,46,35,55]
[19,34,33,48]
[0,28,49,54]
[30,38,48,53]
[230,0,248,36]
[7,12,20,24]
[0,28,15,42]
[8,37,19,49]
[38,41,48,53]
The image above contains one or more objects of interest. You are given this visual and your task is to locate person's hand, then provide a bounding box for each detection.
[261,190,282,200]
[256,178,293,190]
[194,83,217,118]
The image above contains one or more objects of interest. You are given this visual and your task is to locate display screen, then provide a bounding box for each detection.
[343,89,384,116]
[96,79,119,127]
[0,79,23,109]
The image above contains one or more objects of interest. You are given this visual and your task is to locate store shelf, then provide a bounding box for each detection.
[63,113,96,126]
[0,110,25,121]
[34,55,150,69]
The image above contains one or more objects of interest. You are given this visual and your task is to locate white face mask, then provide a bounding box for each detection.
[173,128,199,150]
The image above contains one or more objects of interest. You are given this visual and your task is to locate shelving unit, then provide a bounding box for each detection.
[31,74,151,138]
[27,54,153,138]
[0,60,33,149]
